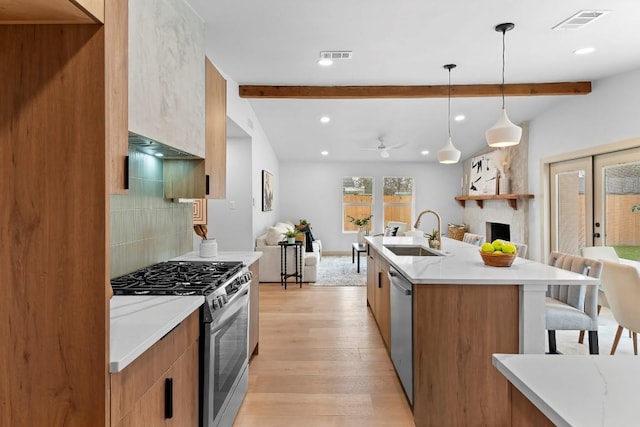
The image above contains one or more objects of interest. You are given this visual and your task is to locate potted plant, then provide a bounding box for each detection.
[428,229,441,250]
[348,214,373,244]
[283,229,299,244]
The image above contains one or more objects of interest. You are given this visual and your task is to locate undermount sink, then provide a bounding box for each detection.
[384,245,444,257]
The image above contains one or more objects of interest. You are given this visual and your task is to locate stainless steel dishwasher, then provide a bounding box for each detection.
[388,266,413,405]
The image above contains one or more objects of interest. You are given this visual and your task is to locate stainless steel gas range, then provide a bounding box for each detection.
[111,260,252,427]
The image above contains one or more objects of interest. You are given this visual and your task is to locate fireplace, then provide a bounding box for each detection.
[487,222,510,242]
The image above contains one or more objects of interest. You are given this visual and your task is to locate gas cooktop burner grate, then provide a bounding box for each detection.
[110,261,244,296]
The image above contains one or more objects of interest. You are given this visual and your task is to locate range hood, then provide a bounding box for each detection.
[128,132,202,159]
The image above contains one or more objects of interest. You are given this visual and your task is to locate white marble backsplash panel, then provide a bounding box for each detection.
[129,0,205,157]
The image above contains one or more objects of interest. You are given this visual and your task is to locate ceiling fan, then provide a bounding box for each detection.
[360,136,407,158]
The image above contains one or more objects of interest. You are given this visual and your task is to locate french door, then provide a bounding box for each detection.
[550,148,640,260]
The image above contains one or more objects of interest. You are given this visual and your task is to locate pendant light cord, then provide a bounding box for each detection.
[448,68,452,138]
[501,29,506,109]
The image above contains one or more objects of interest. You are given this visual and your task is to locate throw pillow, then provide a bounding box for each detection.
[265,226,283,246]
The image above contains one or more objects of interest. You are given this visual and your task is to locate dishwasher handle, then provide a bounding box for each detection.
[388,268,412,296]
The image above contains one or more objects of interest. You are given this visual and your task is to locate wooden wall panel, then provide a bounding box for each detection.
[412,284,519,427]
[0,24,108,425]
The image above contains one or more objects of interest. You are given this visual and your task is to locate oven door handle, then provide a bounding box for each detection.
[210,287,249,333]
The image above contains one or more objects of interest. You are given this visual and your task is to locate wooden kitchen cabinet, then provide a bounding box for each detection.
[249,261,260,359]
[205,57,227,199]
[0,0,104,24]
[163,58,227,200]
[366,245,391,350]
[106,0,129,194]
[111,311,199,426]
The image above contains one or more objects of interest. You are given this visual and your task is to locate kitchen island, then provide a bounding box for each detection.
[365,236,599,427]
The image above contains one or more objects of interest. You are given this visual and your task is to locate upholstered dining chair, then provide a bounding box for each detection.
[546,251,603,355]
[578,246,621,344]
[506,241,527,258]
[599,259,640,355]
[462,232,485,246]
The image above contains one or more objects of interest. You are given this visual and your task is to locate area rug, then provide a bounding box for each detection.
[312,255,367,286]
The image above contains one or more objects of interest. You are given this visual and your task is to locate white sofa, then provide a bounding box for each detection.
[255,221,322,283]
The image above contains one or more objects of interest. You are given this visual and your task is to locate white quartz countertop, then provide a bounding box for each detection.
[493,353,640,426]
[366,236,600,286]
[170,250,262,266]
[109,295,203,372]
[109,251,261,373]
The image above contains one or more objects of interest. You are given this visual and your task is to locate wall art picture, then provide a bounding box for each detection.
[468,152,499,195]
[262,170,273,211]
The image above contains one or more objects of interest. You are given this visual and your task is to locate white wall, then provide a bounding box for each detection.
[528,68,640,261]
[278,161,463,252]
[216,71,281,242]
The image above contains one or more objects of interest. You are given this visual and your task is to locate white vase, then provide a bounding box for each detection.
[287,237,295,244]
[199,239,218,258]
[357,227,365,244]
[498,174,510,195]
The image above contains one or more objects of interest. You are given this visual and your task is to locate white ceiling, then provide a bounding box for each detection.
[186,0,640,162]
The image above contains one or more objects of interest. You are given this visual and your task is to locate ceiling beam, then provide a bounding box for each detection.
[239,81,592,99]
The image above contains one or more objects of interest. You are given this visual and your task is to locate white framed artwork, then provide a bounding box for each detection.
[468,152,499,195]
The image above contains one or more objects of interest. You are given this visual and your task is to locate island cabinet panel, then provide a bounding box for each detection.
[374,256,391,349]
[510,385,555,427]
[412,284,519,427]
[0,0,103,23]
[0,24,109,427]
[205,57,227,199]
[366,249,376,310]
[365,245,390,350]
[249,261,260,358]
[110,311,199,426]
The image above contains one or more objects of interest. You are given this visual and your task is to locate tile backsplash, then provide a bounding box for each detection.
[110,151,192,278]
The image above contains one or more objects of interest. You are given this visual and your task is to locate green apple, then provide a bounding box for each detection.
[503,243,517,254]
[481,242,495,253]
[492,239,505,251]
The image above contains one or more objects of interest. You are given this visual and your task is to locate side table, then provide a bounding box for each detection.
[278,241,303,289]
[352,242,366,273]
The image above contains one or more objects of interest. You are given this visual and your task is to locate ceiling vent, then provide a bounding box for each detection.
[552,10,610,30]
[319,51,352,60]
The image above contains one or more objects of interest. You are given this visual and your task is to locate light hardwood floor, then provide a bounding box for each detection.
[234,284,415,427]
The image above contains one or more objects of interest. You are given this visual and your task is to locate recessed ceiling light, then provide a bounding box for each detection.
[573,47,595,55]
[320,116,331,123]
[154,152,164,157]
[321,150,329,156]
[421,150,429,156]
[317,58,333,66]
[454,114,466,121]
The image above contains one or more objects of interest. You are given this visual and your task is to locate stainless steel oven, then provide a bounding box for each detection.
[201,270,251,427]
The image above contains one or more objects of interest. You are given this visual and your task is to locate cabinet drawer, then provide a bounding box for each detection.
[113,340,199,427]
[111,310,199,424]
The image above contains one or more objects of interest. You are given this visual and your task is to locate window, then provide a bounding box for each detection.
[383,177,414,230]
[343,177,373,232]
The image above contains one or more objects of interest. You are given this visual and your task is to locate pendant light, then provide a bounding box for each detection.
[438,64,462,164]
[485,22,522,147]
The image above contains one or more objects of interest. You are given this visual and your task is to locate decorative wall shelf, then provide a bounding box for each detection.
[455,194,534,211]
